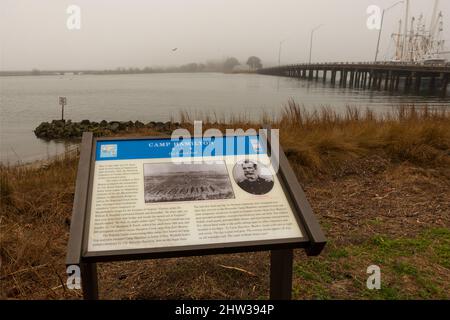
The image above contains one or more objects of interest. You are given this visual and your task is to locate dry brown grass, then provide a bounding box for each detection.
[1,152,80,299]
[179,101,450,180]
[1,103,449,299]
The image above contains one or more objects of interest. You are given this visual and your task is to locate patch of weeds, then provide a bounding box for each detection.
[329,248,349,259]
[321,221,333,232]
[324,228,449,299]
[368,234,431,257]
[294,266,315,281]
[392,261,418,276]
[294,259,333,283]
[342,262,352,270]
[416,277,442,298]
[424,228,450,268]
[312,284,331,300]
[367,218,383,226]
[375,286,404,300]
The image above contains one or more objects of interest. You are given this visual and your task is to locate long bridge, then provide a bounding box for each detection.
[257,62,450,97]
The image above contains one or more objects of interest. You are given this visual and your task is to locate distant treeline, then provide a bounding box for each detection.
[0,56,263,76]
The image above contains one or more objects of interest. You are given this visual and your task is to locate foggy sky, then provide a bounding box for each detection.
[1,0,449,70]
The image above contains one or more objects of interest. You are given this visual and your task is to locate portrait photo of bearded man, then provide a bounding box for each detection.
[233,159,274,195]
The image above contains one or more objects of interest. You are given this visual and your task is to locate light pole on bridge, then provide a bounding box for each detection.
[278,39,287,67]
[374,1,404,62]
[309,24,324,64]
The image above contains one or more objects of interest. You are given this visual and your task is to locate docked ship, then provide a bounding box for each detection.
[390,0,448,65]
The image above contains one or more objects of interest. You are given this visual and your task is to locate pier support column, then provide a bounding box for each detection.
[429,76,436,93]
[384,72,390,91]
[368,72,373,89]
[405,73,412,92]
[415,73,422,92]
[389,73,395,91]
[395,75,400,91]
[323,70,327,83]
[349,71,354,87]
[442,75,449,98]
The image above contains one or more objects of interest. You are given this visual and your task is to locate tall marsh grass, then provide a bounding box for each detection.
[179,100,450,177]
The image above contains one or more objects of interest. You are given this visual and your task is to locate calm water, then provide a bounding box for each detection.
[1,72,449,164]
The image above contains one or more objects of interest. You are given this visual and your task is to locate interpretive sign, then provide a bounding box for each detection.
[66,130,326,300]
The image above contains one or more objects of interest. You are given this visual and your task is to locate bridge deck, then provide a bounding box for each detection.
[258,62,450,96]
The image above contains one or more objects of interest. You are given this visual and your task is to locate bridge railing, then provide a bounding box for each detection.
[258,61,450,71]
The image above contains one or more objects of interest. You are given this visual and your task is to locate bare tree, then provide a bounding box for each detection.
[246,56,263,70]
[223,57,240,72]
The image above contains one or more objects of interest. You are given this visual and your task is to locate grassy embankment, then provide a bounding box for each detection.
[1,102,449,299]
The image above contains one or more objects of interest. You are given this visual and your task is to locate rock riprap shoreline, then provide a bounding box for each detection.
[34,119,180,139]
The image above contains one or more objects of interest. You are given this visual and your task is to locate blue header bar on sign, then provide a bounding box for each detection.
[95,135,265,161]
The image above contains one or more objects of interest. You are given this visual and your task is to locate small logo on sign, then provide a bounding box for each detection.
[100,144,117,158]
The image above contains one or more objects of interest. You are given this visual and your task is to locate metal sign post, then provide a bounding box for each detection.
[59,96,67,121]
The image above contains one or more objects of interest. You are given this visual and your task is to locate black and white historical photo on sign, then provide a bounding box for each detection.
[144,161,235,203]
[233,159,274,195]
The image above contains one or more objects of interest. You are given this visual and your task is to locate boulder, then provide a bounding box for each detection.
[109,122,120,132]
[51,119,65,127]
[34,119,177,140]
[135,120,145,128]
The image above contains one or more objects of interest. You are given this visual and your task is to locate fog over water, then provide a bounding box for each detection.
[1,0,449,70]
[1,1,449,164]
[1,73,449,164]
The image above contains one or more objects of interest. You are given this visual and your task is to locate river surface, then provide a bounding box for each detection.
[1,72,449,164]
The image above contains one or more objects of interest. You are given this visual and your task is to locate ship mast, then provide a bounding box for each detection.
[391,0,446,63]
[401,0,409,60]
[394,19,403,60]
[429,0,439,38]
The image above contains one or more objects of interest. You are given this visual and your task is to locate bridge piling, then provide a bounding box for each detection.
[258,62,449,96]
[384,72,389,91]
[415,73,422,92]
[442,75,449,97]
[429,76,436,92]
[368,72,373,89]
[404,74,411,92]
